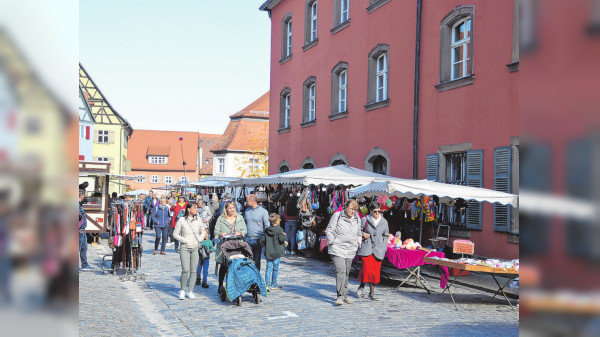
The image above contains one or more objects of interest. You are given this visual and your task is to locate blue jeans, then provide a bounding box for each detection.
[285,220,297,252]
[265,258,280,287]
[244,238,263,271]
[79,232,88,268]
[196,258,209,282]
[154,226,169,252]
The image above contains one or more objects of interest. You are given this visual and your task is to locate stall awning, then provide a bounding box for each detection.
[349,179,518,207]
[229,165,392,187]
[107,173,137,180]
[189,177,239,187]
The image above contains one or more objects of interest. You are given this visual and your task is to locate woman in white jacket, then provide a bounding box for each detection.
[326,199,362,306]
[173,202,206,300]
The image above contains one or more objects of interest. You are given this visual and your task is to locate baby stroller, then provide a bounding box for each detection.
[218,235,267,306]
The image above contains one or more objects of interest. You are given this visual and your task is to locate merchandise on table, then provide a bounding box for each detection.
[428,256,519,271]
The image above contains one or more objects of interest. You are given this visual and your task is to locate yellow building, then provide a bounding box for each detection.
[79,63,133,195]
[0,30,72,205]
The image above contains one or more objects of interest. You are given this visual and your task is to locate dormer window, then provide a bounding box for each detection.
[148,156,168,164]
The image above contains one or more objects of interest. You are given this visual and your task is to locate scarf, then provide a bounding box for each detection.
[367,214,382,227]
[178,201,185,208]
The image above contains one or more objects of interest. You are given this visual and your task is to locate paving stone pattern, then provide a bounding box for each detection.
[79,231,519,336]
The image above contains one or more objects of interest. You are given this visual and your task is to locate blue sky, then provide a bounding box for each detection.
[80,0,271,134]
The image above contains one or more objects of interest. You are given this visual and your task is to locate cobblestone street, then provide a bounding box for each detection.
[79,232,518,336]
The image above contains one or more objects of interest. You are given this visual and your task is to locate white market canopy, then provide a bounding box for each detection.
[189,177,239,188]
[125,189,149,196]
[349,179,518,207]
[229,165,392,187]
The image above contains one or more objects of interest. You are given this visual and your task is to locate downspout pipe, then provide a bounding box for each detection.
[412,0,423,179]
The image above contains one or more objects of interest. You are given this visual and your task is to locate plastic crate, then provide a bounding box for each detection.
[453,239,474,255]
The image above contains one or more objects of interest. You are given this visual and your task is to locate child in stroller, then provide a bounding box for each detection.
[218,235,267,305]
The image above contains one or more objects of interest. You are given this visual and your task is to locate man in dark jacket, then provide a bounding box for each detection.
[79,190,92,271]
[151,197,171,255]
[262,213,286,290]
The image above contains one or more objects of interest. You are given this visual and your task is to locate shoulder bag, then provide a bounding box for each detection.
[184,218,210,261]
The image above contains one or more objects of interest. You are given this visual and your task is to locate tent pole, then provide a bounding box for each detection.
[419,195,424,244]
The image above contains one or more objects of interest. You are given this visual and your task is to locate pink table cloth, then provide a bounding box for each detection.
[385,246,449,289]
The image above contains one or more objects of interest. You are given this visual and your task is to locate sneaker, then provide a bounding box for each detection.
[167,242,174,246]
[284,250,289,255]
[271,285,283,290]
[153,250,157,255]
[81,266,93,271]
[202,282,209,289]
[178,290,186,300]
[334,297,344,306]
[368,293,379,301]
[356,286,364,298]
[187,292,196,300]
[160,251,166,255]
[196,278,201,286]
[344,297,354,304]
[290,251,296,255]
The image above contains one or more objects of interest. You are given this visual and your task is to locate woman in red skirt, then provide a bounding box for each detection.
[357,201,389,300]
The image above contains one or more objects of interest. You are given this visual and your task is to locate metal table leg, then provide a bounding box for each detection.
[435,270,460,311]
[393,266,431,294]
[488,274,516,311]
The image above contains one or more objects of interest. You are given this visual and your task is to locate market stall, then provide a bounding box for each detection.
[424,256,519,311]
[349,179,518,295]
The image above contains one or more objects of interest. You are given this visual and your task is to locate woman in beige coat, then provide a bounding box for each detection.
[173,202,206,300]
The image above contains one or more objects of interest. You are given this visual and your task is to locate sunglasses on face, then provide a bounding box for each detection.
[372,210,383,214]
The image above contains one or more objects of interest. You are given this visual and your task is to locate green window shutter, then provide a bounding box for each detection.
[493,146,511,232]
[426,154,438,181]
[466,149,483,230]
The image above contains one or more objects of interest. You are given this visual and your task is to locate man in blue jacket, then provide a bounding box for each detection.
[79,190,92,271]
[151,197,171,255]
[244,194,269,271]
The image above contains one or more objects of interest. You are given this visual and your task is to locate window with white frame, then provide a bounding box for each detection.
[366,44,390,108]
[330,62,348,116]
[279,88,291,130]
[339,70,347,112]
[97,157,109,163]
[164,176,173,184]
[148,156,168,164]
[341,0,349,23]
[305,1,319,45]
[250,158,259,172]
[311,2,318,41]
[134,175,146,183]
[179,176,190,183]
[438,5,475,89]
[376,54,388,102]
[303,76,317,123]
[281,14,293,59]
[451,17,472,80]
[97,130,109,144]
[218,158,225,173]
[150,175,160,183]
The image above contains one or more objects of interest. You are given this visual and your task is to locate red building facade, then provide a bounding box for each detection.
[261,0,518,259]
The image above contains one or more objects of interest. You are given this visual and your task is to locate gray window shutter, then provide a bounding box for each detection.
[94,129,99,143]
[426,154,438,181]
[109,131,115,144]
[493,146,511,232]
[466,149,483,230]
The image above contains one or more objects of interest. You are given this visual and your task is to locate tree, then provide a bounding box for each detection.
[236,124,268,177]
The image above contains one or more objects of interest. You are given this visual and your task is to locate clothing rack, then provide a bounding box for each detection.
[108,201,145,281]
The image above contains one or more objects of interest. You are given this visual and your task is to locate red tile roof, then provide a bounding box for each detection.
[128,130,200,172]
[211,92,270,153]
[198,133,221,175]
[229,91,270,119]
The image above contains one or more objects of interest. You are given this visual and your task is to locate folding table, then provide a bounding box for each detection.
[385,247,449,294]
[423,256,519,311]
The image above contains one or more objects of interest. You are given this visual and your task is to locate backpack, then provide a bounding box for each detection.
[177,209,185,220]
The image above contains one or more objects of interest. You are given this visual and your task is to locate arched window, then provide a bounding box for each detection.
[366,43,390,110]
[278,160,291,173]
[364,147,391,175]
[372,156,387,175]
[329,153,349,166]
[301,157,317,169]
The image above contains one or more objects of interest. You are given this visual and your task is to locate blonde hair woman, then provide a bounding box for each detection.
[325,199,362,306]
[214,201,247,297]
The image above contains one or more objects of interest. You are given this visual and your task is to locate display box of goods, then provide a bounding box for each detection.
[453,239,474,255]
[449,267,470,277]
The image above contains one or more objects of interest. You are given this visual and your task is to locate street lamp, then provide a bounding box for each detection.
[179,137,186,195]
